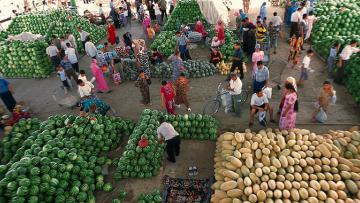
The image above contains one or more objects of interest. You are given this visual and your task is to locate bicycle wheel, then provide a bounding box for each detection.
[203,100,221,116]
[238,90,249,105]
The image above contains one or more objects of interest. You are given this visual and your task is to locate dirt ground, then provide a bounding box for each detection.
[5,2,360,203]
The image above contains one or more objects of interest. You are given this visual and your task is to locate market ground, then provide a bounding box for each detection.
[6,3,360,203]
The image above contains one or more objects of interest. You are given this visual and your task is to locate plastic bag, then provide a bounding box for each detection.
[263,87,272,99]
[220,91,232,113]
[316,108,327,123]
[259,111,266,122]
[331,91,337,104]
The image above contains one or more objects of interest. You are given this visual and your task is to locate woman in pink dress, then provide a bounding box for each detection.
[279,83,298,130]
[90,59,110,93]
[251,44,264,78]
[305,11,317,41]
[142,13,151,33]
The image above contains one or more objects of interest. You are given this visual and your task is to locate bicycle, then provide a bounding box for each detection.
[203,83,250,116]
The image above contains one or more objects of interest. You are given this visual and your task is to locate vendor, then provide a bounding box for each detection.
[157,116,181,163]
[194,18,207,48]
[210,47,222,66]
[77,80,110,116]
[176,31,191,61]
[150,49,164,65]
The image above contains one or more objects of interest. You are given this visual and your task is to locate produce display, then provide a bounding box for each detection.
[0,115,134,203]
[207,28,237,62]
[114,109,166,180]
[325,130,360,160]
[217,62,233,76]
[212,129,360,202]
[137,189,162,203]
[6,10,106,52]
[312,1,360,59]
[0,118,41,163]
[0,40,52,78]
[345,54,360,104]
[111,189,127,203]
[150,31,176,57]
[152,60,217,79]
[115,109,218,179]
[163,0,206,31]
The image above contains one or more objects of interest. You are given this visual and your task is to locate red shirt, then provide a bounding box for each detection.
[217,26,225,41]
[160,83,175,101]
[194,21,206,37]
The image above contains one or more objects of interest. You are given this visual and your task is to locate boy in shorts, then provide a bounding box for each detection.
[298,49,314,86]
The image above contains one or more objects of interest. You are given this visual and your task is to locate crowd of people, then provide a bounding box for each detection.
[3,0,359,132]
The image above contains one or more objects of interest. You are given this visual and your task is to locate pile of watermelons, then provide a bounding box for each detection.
[152,60,217,79]
[0,115,135,203]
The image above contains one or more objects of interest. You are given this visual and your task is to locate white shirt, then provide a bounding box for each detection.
[67,34,77,48]
[302,55,311,69]
[78,75,88,82]
[85,41,97,57]
[301,7,307,16]
[154,3,161,15]
[270,16,282,27]
[65,48,78,64]
[46,45,59,57]
[60,40,70,50]
[79,30,90,41]
[78,82,94,98]
[229,77,242,95]
[291,11,301,23]
[251,93,269,106]
[340,45,360,61]
[157,122,179,141]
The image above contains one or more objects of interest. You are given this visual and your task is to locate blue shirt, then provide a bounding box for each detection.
[255,66,269,82]
[60,60,73,70]
[0,78,9,93]
[233,49,242,66]
[329,47,337,58]
[57,70,67,81]
[177,35,188,46]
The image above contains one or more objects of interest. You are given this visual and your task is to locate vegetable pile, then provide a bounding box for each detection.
[6,10,106,52]
[137,189,162,203]
[115,109,218,179]
[212,128,360,202]
[0,115,134,203]
[217,62,233,76]
[324,130,360,160]
[345,54,360,104]
[152,60,217,79]
[163,0,206,31]
[0,40,52,78]
[150,31,176,57]
[312,1,360,59]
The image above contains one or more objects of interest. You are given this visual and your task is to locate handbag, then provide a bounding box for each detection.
[315,107,327,123]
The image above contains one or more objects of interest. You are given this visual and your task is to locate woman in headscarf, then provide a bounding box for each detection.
[251,44,264,78]
[305,11,317,41]
[256,21,267,42]
[216,20,225,44]
[279,83,298,130]
[194,18,207,48]
[90,59,111,93]
[259,2,267,22]
[278,76,297,114]
[242,18,256,56]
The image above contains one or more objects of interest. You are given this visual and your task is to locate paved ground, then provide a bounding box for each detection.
[5,2,360,202]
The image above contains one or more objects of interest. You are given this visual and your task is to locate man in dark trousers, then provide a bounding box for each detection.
[157,116,181,163]
[0,76,17,112]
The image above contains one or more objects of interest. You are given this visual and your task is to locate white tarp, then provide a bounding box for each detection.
[196,0,229,26]
[8,32,44,41]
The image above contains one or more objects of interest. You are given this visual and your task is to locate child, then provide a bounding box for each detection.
[298,49,314,86]
[79,70,95,83]
[135,71,151,106]
[146,25,155,41]
[327,42,340,76]
[57,66,70,92]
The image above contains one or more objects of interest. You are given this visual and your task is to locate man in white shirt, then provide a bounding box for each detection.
[77,27,90,51]
[65,43,79,73]
[335,40,360,84]
[249,89,274,127]
[77,79,94,98]
[290,7,302,38]
[66,31,77,49]
[84,36,97,59]
[46,41,60,70]
[269,12,282,28]
[227,72,243,116]
[299,49,314,86]
[157,116,180,163]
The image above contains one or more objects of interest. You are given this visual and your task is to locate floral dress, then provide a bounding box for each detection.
[288,37,302,65]
[279,92,297,130]
[174,77,190,108]
[137,52,150,78]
